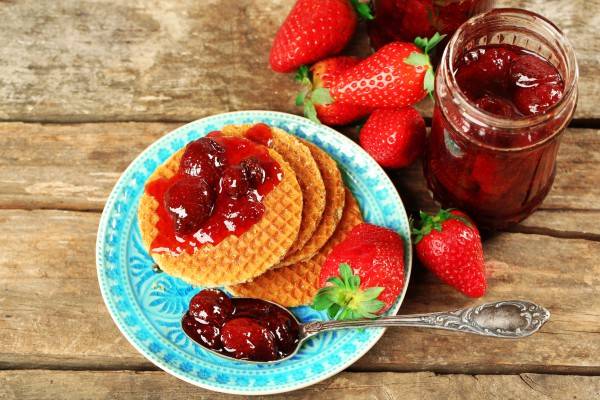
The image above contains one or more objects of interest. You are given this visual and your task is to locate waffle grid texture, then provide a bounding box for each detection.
[138,146,303,287]
[279,139,346,267]
[228,190,362,307]
[220,125,326,255]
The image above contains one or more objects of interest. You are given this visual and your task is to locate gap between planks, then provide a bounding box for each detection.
[2,363,600,377]
[0,117,598,128]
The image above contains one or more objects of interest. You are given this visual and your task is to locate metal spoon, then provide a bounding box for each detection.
[184,299,550,364]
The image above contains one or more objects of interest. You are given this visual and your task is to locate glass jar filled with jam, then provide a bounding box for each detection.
[424,9,578,229]
[368,0,494,49]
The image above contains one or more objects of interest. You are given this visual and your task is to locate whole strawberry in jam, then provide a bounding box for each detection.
[455,46,516,100]
[264,308,300,356]
[454,45,565,118]
[221,318,278,361]
[164,177,214,234]
[219,166,250,198]
[189,288,234,326]
[510,53,565,116]
[241,157,266,187]
[182,316,222,350]
[180,138,226,185]
[182,291,301,361]
[314,223,405,319]
[474,94,518,118]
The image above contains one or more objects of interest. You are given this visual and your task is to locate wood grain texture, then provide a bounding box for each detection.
[1,122,597,235]
[0,209,598,373]
[1,370,599,399]
[0,0,597,122]
[0,122,177,210]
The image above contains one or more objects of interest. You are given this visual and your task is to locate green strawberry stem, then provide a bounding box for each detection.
[294,65,333,124]
[295,65,311,85]
[313,263,385,320]
[350,0,374,20]
[411,208,472,244]
[405,32,447,100]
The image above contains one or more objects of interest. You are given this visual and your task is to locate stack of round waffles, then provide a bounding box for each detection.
[138,124,363,307]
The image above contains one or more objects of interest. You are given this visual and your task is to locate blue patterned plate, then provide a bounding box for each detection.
[96,111,412,395]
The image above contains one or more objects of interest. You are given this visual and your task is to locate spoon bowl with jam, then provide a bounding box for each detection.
[182,289,550,364]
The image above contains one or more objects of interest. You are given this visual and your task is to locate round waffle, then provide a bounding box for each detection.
[279,139,346,266]
[137,145,303,287]
[220,125,326,255]
[228,189,363,307]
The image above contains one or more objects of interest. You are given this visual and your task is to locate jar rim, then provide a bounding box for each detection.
[440,8,579,151]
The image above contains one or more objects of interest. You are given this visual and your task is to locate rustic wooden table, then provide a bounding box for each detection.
[0,0,598,398]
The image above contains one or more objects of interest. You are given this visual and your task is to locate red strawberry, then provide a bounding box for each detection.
[314,223,405,319]
[329,33,445,108]
[413,209,487,297]
[359,107,426,168]
[296,58,372,125]
[269,0,373,73]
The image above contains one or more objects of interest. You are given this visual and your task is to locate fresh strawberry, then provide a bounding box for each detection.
[412,209,487,297]
[313,223,405,319]
[296,59,372,125]
[269,0,373,73]
[329,33,445,108]
[359,107,426,168]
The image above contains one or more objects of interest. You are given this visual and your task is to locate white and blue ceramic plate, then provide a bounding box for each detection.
[96,111,412,395]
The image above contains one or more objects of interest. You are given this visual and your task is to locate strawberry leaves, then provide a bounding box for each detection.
[415,32,446,55]
[411,208,472,243]
[312,87,333,104]
[295,66,333,124]
[405,32,446,99]
[313,263,385,320]
[350,0,374,20]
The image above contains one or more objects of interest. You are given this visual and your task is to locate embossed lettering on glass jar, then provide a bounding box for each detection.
[424,9,578,229]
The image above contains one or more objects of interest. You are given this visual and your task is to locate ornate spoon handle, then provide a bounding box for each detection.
[302,300,550,339]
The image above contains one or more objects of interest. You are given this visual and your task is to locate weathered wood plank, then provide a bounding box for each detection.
[1,123,598,236]
[0,210,598,373]
[0,0,597,122]
[0,122,177,210]
[1,370,599,399]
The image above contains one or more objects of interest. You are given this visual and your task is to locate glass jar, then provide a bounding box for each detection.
[367,0,494,49]
[424,8,579,229]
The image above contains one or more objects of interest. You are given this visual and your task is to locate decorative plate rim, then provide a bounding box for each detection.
[96,110,412,395]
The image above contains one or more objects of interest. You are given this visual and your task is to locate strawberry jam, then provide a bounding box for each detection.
[182,289,300,362]
[145,129,282,255]
[454,45,565,118]
[424,10,578,229]
[244,123,274,147]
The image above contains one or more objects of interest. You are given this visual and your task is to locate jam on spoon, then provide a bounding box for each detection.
[181,289,300,362]
[182,290,551,363]
[145,128,282,256]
